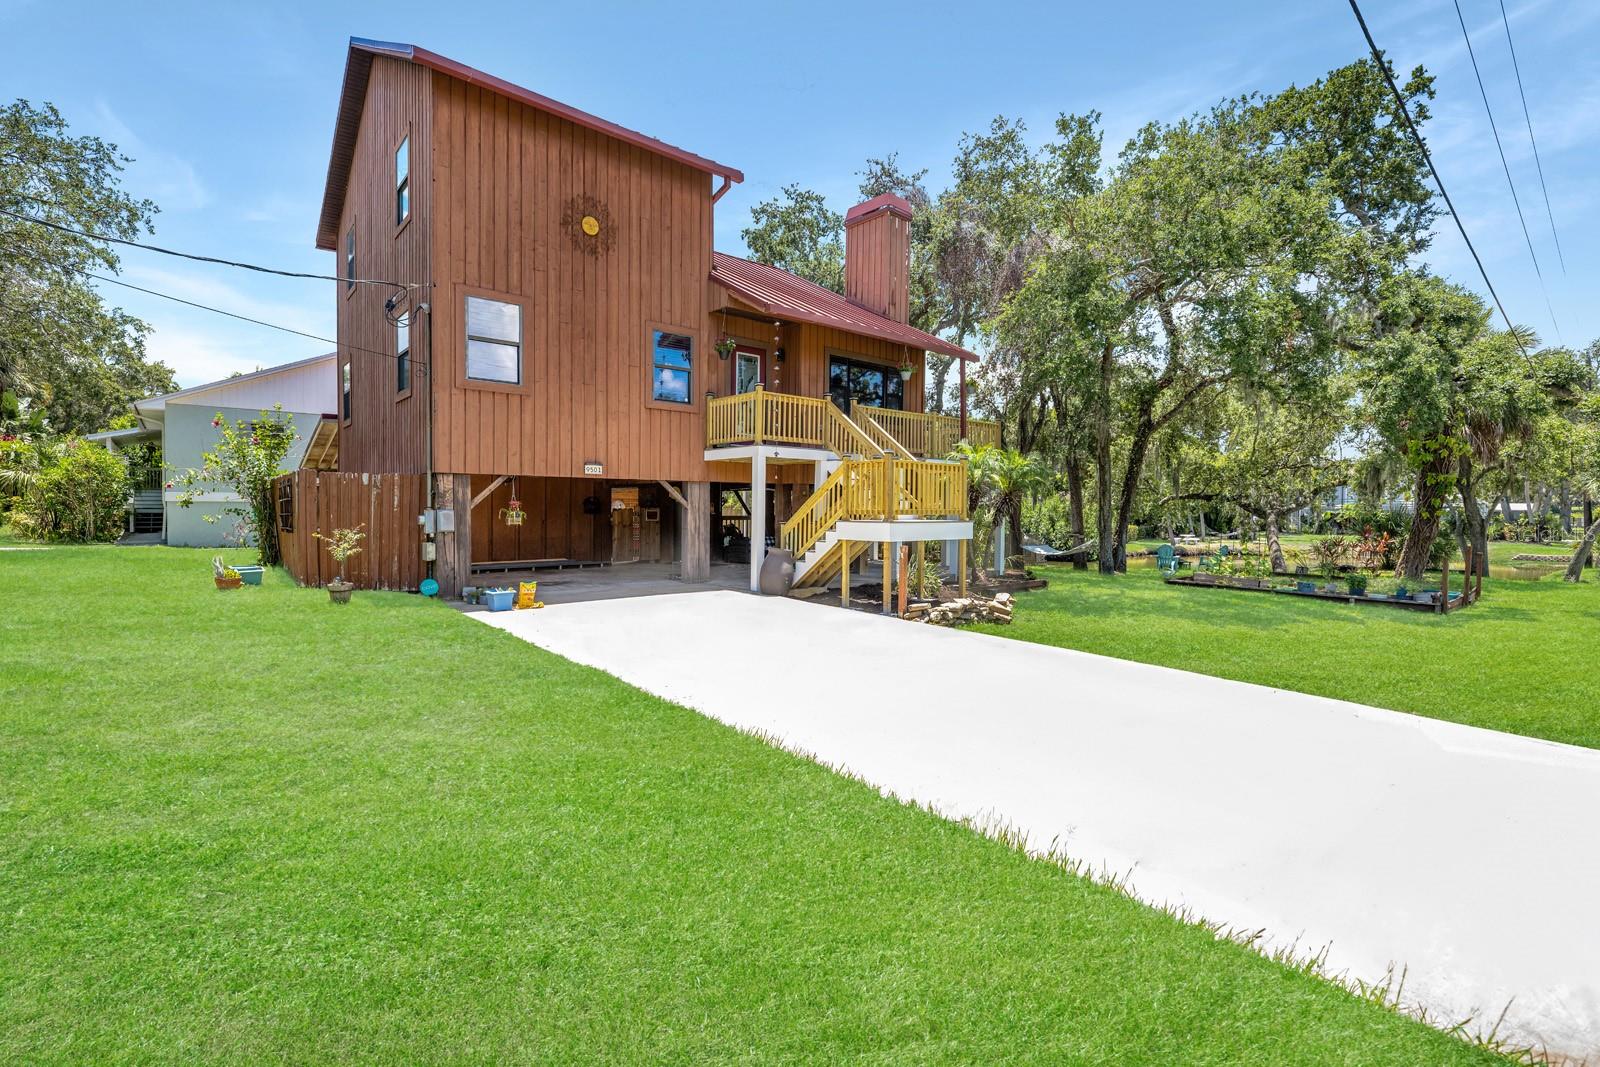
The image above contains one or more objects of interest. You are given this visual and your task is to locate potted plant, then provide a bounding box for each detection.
[897,361,915,381]
[500,498,525,526]
[313,525,366,604]
[1311,535,1346,593]
[715,335,737,360]
[212,556,242,590]
[1346,573,1368,596]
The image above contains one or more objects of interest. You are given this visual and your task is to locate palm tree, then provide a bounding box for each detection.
[987,448,1051,573]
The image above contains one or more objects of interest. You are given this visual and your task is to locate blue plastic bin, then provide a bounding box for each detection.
[235,565,264,586]
[483,588,515,612]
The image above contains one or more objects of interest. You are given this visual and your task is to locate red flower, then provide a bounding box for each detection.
[165,481,174,490]
[212,417,222,427]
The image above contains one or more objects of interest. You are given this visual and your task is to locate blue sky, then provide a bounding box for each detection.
[4,0,1596,387]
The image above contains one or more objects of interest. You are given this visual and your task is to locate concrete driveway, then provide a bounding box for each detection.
[466,590,1600,1059]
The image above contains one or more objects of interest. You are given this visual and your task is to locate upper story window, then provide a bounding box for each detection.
[396,315,411,393]
[395,135,410,226]
[341,359,352,421]
[465,296,521,384]
[345,227,355,291]
[651,330,693,405]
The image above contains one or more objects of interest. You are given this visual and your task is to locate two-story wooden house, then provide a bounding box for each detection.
[315,38,997,603]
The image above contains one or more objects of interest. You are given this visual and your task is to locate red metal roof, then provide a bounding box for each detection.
[711,253,977,362]
[316,39,744,250]
[845,192,913,225]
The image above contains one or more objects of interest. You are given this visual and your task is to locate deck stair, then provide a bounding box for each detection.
[706,387,971,590]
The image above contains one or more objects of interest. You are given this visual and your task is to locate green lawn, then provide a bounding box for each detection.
[975,563,1600,750]
[0,546,1507,1065]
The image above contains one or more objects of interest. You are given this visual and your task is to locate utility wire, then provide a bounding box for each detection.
[1344,0,1528,355]
[0,206,421,291]
[1450,0,1560,341]
[5,244,426,375]
[1497,0,1566,274]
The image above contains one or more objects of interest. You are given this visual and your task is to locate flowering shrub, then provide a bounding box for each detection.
[13,439,129,542]
[174,406,297,566]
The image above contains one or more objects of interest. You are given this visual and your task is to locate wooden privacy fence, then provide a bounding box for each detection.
[274,470,426,590]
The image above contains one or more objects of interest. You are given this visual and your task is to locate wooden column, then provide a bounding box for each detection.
[881,540,892,614]
[681,481,710,582]
[434,473,473,599]
[840,543,851,607]
[958,357,968,440]
[898,544,910,617]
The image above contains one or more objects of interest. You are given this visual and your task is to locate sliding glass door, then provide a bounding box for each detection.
[827,354,904,412]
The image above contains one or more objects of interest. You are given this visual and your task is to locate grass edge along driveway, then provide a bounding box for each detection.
[0,545,1515,1065]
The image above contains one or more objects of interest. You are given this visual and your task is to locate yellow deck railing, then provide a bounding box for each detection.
[707,386,882,457]
[849,403,1001,456]
[779,456,968,561]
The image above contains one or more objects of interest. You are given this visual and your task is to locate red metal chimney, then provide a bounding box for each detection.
[844,193,912,323]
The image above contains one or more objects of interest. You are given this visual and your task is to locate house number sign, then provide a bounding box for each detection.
[583,462,604,476]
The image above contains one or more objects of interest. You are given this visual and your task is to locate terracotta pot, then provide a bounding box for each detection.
[214,575,242,590]
[328,579,354,605]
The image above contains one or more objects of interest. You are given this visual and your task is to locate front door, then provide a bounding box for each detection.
[733,345,765,394]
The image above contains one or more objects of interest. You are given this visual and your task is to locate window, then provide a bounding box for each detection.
[395,135,410,226]
[277,478,295,533]
[651,330,693,404]
[342,360,352,421]
[345,227,355,291]
[396,315,411,393]
[828,354,903,412]
[465,296,521,383]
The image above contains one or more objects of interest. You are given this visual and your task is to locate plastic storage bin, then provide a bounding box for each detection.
[483,588,515,612]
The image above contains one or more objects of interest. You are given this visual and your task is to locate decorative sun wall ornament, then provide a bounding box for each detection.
[563,195,615,256]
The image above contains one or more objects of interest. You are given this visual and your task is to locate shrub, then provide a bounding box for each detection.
[174,407,297,566]
[15,439,128,542]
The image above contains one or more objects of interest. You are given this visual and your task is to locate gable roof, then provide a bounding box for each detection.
[132,352,337,427]
[316,38,744,250]
[711,253,977,362]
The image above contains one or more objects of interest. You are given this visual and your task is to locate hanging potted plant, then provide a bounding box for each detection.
[715,335,737,360]
[313,525,365,604]
[897,361,915,381]
[500,497,525,526]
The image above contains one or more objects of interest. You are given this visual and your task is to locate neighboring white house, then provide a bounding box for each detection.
[87,353,338,547]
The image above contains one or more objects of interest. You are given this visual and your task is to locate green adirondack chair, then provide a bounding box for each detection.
[1156,543,1180,575]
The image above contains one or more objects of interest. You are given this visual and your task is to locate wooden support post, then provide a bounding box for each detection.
[959,539,968,597]
[898,544,910,617]
[681,481,710,582]
[882,540,892,615]
[958,357,968,441]
[753,383,765,445]
[434,472,473,598]
[841,542,850,607]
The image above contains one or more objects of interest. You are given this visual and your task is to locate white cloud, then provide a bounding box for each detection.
[89,100,211,212]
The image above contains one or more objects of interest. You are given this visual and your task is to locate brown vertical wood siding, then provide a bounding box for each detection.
[330,59,934,494]
[336,56,433,475]
[844,210,909,323]
[429,71,714,483]
[274,470,426,590]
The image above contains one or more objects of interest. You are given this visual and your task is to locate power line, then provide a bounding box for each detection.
[1344,0,1528,355]
[1497,0,1566,274]
[1450,0,1560,341]
[4,244,427,375]
[0,206,421,291]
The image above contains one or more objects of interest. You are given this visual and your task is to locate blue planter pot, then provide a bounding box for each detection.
[1296,581,1315,593]
[234,565,264,586]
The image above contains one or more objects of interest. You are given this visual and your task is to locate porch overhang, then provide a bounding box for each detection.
[703,444,834,465]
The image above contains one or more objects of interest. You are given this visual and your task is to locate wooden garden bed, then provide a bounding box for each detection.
[1165,575,1476,613]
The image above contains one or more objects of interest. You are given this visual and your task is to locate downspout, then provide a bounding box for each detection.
[711,175,733,205]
